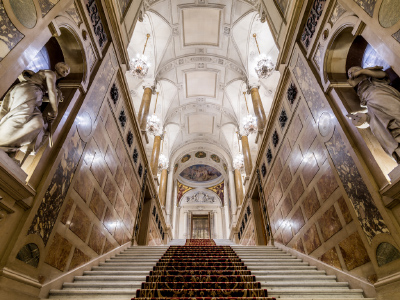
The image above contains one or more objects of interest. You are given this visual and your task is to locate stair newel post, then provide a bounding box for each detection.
[256,169,274,246]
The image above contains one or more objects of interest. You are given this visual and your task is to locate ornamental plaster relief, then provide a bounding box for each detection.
[157,55,247,77]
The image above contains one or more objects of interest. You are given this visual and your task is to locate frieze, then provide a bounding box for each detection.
[301,0,327,49]
[157,56,246,76]
[85,0,108,49]
[165,103,237,124]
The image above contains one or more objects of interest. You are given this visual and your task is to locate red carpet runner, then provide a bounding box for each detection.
[133,239,275,300]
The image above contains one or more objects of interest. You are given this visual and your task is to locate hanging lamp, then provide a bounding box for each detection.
[146,92,162,136]
[158,133,169,171]
[233,131,245,170]
[242,92,258,136]
[253,33,275,79]
[130,33,150,78]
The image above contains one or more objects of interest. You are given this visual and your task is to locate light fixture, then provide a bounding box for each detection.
[158,132,169,171]
[130,33,150,79]
[158,154,169,170]
[233,131,244,170]
[146,92,162,136]
[233,154,244,170]
[242,92,258,135]
[253,33,275,79]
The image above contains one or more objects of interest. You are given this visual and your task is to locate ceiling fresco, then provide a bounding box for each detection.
[179,164,222,182]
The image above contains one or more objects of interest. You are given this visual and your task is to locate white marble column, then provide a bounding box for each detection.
[212,211,217,239]
[224,204,230,239]
[183,211,188,239]
[174,206,180,239]
[228,169,237,222]
[220,206,225,239]
[165,171,174,225]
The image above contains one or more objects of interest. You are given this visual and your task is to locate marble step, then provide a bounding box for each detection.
[62,282,142,289]
[92,266,156,271]
[249,265,318,271]
[267,288,365,298]
[49,289,136,299]
[99,262,157,266]
[83,270,150,276]
[74,275,146,281]
[106,258,160,262]
[237,253,293,257]
[242,258,301,262]
[251,269,326,276]
[256,275,337,281]
[245,261,310,267]
[260,281,350,288]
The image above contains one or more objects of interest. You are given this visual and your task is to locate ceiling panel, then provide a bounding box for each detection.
[185,71,217,98]
[182,8,221,46]
[188,114,214,134]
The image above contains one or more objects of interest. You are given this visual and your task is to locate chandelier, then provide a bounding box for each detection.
[158,154,169,170]
[146,92,163,136]
[130,33,150,79]
[253,33,275,79]
[242,92,258,135]
[233,153,244,170]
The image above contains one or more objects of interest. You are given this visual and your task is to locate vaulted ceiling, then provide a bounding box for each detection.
[126,0,280,169]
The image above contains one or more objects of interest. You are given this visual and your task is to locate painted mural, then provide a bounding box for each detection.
[177,181,194,202]
[181,154,191,163]
[195,151,206,158]
[179,164,222,182]
[174,163,178,173]
[207,181,224,204]
[211,154,220,163]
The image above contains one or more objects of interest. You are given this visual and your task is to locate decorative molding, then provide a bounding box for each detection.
[157,55,246,77]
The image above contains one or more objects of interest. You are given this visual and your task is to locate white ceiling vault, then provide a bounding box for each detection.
[126,0,280,169]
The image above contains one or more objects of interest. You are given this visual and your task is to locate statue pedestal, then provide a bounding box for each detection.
[0,150,36,213]
[0,149,35,210]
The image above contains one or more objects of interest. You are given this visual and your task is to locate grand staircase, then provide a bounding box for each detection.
[47,240,374,300]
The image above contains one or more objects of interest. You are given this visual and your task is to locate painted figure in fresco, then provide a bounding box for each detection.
[347,65,400,163]
[0,62,70,164]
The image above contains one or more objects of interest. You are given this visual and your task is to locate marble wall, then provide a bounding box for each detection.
[259,76,377,282]
[23,47,148,280]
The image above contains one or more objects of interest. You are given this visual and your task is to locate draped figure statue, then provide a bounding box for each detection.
[0,62,70,164]
[347,66,400,163]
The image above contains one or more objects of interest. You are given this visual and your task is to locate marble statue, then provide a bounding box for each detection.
[0,62,70,164]
[347,65,400,163]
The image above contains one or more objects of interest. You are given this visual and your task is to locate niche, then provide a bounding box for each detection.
[327,30,400,177]
[6,26,85,175]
